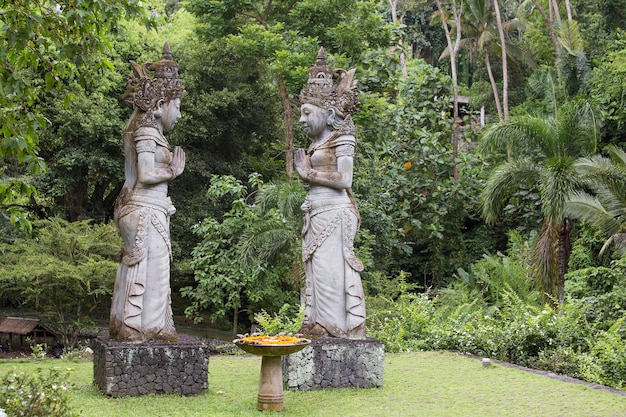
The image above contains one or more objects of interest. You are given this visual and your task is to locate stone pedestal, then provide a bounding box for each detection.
[93,335,209,397]
[282,337,384,391]
[258,355,285,411]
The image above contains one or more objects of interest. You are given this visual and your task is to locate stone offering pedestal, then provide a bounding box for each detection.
[92,336,209,397]
[234,336,310,411]
[282,337,384,391]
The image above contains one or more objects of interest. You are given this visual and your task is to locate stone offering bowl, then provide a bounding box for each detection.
[233,335,310,411]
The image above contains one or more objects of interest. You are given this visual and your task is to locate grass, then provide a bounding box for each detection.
[1,351,625,416]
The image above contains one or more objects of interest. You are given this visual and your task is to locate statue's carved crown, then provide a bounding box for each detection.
[123,42,184,111]
[299,48,359,117]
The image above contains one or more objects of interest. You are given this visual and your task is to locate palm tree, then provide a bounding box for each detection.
[480,99,602,304]
[434,0,463,182]
[240,179,306,278]
[446,0,531,122]
[566,145,626,256]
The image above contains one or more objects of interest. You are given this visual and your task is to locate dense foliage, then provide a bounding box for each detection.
[1,0,626,391]
[0,0,154,229]
[0,219,119,347]
[181,175,302,332]
[367,251,626,390]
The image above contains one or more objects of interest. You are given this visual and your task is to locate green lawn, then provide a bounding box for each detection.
[1,351,625,416]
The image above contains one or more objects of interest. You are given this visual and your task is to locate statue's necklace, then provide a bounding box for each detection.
[307,131,340,155]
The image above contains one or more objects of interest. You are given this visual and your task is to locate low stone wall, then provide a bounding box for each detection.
[92,336,209,397]
[282,337,384,391]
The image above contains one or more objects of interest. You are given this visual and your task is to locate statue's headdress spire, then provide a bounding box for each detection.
[123,42,184,111]
[299,47,359,117]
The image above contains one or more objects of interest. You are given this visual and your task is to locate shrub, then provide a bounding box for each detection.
[254,303,304,335]
[566,259,626,326]
[367,291,435,352]
[0,367,80,417]
[579,319,626,390]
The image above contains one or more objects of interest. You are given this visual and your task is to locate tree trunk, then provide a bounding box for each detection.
[557,218,571,305]
[435,0,462,183]
[565,0,573,21]
[277,76,294,179]
[483,48,503,122]
[493,0,509,121]
[529,0,561,53]
[388,0,408,78]
[232,304,239,335]
[550,0,562,24]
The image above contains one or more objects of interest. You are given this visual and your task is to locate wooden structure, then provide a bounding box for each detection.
[0,317,56,350]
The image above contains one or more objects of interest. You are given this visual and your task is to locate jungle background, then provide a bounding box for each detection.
[1,0,626,390]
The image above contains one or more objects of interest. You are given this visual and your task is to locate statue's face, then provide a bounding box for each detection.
[299,103,328,137]
[161,98,181,133]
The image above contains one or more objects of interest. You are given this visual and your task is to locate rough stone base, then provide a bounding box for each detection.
[282,337,384,391]
[93,335,209,397]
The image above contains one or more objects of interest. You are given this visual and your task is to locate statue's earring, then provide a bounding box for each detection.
[153,99,164,118]
[327,108,336,126]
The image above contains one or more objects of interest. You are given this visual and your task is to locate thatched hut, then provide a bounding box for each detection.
[0,317,57,350]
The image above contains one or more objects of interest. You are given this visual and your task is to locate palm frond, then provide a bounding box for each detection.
[600,233,626,256]
[239,224,296,268]
[606,144,626,167]
[574,153,626,221]
[480,159,540,224]
[256,181,306,219]
[539,156,581,223]
[480,116,553,158]
[566,192,622,237]
[556,100,601,157]
[526,67,560,113]
[557,20,584,54]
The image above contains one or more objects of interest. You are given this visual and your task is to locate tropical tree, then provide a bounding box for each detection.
[186,0,392,177]
[0,218,120,348]
[566,145,626,257]
[353,58,494,288]
[492,0,509,120]
[0,0,154,229]
[480,99,602,304]
[182,174,301,333]
[455,0,531,122]
[433,0,463,181]
[588,31,626,144]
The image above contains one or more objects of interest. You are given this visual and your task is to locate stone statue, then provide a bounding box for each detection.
[110,42,185,343]
[294,48,366,339]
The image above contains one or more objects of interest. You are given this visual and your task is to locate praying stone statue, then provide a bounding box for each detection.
[294,48,366,339]
[110,42,185,343]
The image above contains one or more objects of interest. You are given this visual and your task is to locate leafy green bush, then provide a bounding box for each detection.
[254,303,304,334]
[566,258,626,327]
[182,174,301,333]
[367,282,626,390]
[0,218,119,348]
[0,367,80,417]
[579,319,626,390]
[441,230,539,311]
[367,291,435,352]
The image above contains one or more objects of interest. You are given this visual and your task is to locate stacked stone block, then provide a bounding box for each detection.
[93,336,209,397]
[282,337,384,391]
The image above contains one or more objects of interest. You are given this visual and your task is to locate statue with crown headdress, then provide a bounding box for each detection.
[110,42,185,343]
[294,48,366,340]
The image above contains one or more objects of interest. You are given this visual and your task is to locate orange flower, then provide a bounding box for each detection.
[241,335,299,345]
[404,161,412,170]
